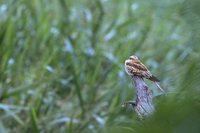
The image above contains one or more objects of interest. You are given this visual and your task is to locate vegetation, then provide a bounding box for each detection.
[0,0,200,132]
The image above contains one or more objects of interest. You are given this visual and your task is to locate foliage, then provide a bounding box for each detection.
[0,0,200,133]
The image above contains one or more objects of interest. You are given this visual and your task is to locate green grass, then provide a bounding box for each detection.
[0,0,200,132]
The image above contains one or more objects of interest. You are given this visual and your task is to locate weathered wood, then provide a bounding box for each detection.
[123,76,154,118]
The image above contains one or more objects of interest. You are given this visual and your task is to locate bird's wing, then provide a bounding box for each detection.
[133,60,155,78]
[131,60,149,71]
[135,60,160,82]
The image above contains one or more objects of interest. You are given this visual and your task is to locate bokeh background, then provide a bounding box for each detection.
[0,0,200,133]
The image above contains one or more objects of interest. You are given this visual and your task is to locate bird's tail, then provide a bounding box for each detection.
[149,75,160,82]
[154,82,165,93]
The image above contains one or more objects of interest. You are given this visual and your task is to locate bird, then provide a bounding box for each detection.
[124,55,164,92]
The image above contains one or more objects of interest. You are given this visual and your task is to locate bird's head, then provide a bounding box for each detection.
[125,55,138,65]
[128,55,138,60]
[124,55,139,76]
[125,55,138,64]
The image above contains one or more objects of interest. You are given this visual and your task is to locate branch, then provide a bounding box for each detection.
[123,76,154,119]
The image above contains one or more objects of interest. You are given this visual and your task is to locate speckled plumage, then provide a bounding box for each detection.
[125,55,159,82]
[125,55,165,92]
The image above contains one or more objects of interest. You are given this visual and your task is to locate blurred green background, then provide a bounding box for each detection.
[0,0,200,133]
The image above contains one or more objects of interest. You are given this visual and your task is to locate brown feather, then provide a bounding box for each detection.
[125,55,160,83]
[126,62,147,71]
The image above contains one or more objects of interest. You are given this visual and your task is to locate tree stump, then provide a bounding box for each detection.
[123,76,154,119]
